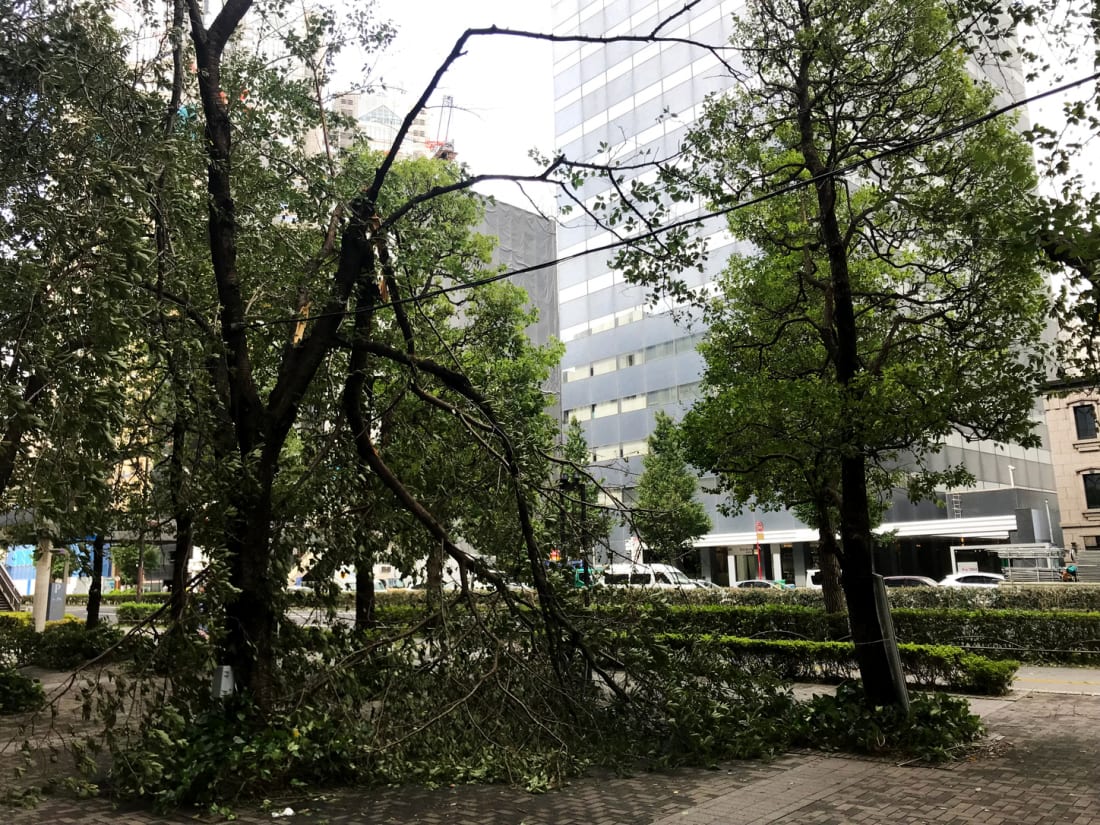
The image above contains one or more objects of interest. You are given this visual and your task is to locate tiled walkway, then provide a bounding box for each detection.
[5,689,1098,824]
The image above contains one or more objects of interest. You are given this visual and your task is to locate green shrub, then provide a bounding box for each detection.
[792,683,984,761]
[657,634,1017,695]
[33,620,123,669]
[594,582,1100,612]
[891,607,1100,663]
[0,668,45,714]
[116,602,164,625]
[628,602,1100,665]
[887,583,1100,612]
[0,612,36,668]
[65,591,172,606]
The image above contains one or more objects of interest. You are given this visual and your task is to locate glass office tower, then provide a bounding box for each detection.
[551,0,1061,584]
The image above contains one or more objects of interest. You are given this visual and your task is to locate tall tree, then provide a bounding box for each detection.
[601,0,1051,704]
[552,418,613,572]
[632,412,710,574]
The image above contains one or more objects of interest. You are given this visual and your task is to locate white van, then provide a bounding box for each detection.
[601,563,699,589]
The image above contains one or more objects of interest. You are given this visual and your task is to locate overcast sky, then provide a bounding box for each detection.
[368,1,557,209]
[358,3,1095,211]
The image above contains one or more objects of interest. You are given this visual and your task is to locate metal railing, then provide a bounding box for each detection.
[0,563,20,611]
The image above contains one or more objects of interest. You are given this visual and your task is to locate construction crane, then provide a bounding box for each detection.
[425,94,457,161]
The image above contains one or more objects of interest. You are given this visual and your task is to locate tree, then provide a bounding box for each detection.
[0,0,150,528]
[109,543,164,587]
[552,418,613,572]
[632,412,710,574]
[599,0,1051,704]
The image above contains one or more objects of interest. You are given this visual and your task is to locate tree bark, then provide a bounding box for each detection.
[85,534,104,628]
[794,3,904,705]
[167,411,194,623]
[813,512,846,614]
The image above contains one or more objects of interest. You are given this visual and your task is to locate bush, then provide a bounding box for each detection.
[658,634,1017,695]
[891,608,1100,663]
[887,583,1100,612]
[593,582,1100,612]
[792,683,984,762]
[33,620,123,669]
[0,668,45,714]
[116,603,165,625]
[627,602,1100,664]
[66,591,171,606]
[0,612,36,669]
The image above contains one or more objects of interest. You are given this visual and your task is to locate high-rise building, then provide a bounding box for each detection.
[551,0,1061,583]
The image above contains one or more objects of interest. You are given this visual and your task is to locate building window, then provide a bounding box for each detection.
[592,445,619,462]
[1075,405,1098,440]
[592,400,618,419]
[590,357,616,377]
[1084,473,1100,509]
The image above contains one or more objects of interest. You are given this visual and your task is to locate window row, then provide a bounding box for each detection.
[590,440,649,463]
[560,304,645,342]
[562,333,705,383]
[563,382,700,422]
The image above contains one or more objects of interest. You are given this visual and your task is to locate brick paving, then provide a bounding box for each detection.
[4,688,1099,825]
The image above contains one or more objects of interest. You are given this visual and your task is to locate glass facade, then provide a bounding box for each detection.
[552,0,1060,567]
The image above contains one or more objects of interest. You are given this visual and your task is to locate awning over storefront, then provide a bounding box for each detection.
[693,515,1016,548]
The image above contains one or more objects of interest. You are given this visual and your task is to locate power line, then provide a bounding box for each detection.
[237,70,1100,332]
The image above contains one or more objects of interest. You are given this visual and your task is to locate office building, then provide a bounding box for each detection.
[551,0,1060,583]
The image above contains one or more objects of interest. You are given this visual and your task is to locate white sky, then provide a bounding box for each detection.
[362,3,1095,210]
[367,1,557,210]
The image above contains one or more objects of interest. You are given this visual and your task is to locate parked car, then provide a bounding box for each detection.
[601,563,698,589]
[734,579,782,589]
[693,579,722,589]
[938,572,1005,587]
[882,575,938,587]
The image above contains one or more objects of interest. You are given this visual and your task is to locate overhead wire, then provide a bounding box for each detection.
[228,70,1100,332]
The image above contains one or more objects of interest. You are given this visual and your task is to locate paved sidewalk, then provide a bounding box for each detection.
[5,688,1098,825]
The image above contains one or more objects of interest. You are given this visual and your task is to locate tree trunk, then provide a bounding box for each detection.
[169,515,194,624]
[837,454,899,705]
[86,534,104,629]
[168,412,194,623]
[354,528,376,630]
[426,541,443,616]
[795,27,905,706]
[354,559,375,630]
[135,537,145,597]
[222,497,278,706]
[815,526,846,615]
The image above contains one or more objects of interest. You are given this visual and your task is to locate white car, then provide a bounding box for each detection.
[734,579,783,590]
[938,572,1005,587]
[602,563,698,589]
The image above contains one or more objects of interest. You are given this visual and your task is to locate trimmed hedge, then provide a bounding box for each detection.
[891,608,1100,664]
[660,634,1018,695]
[706,583,1100,612]
[64,591,171,606]
[116,602,165,624]
[590,582,1100,612]
[609,603,1100,664]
